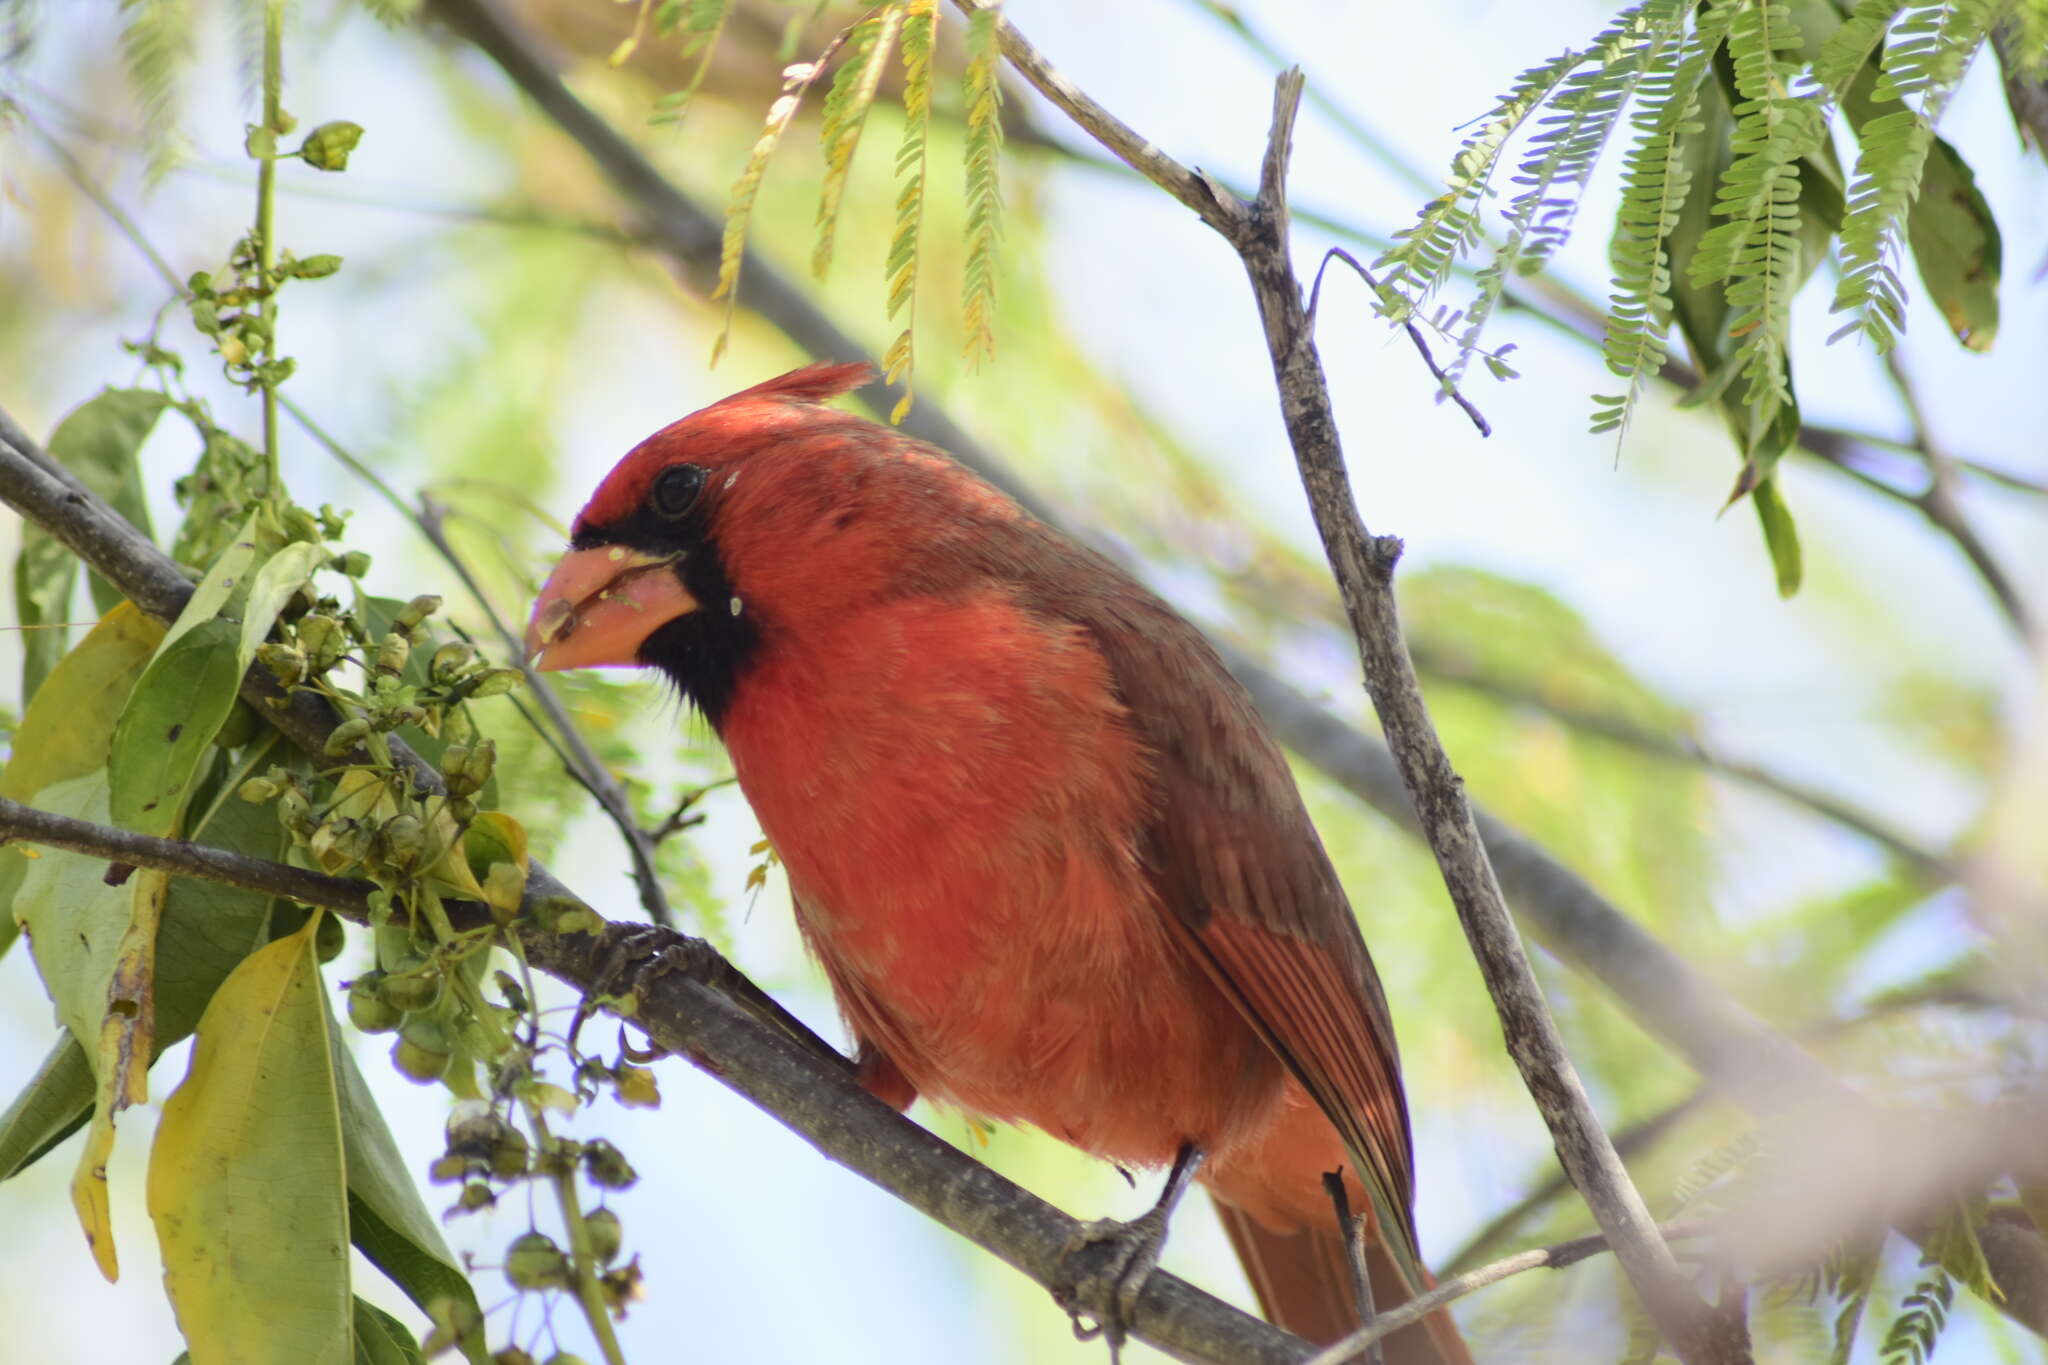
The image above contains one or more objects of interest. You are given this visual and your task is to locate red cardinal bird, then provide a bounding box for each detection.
[527,364,1471,1364]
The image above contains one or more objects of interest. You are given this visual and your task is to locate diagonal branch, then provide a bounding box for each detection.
[0,411,1307,1365]
[1229,71,1738,1363]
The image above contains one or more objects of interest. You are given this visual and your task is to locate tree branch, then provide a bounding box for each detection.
[0,413,1307,1365]
[1227,71,1738,1363]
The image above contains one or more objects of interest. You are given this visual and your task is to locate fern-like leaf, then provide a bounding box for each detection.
[1878,1263,1954,1365]
[710,31,853,364]
[1811,0,1911,93]
[1450,0,1694,383]
[1592,2,1727,438]
[1687,0,1825,437]
[650,0,741,128]
[117,0,196,180]
[814,4,906,280]
[960,1,1005,369]
[1829,0,2000,352]
[884,0,937,422]
[1668,1127,1760,1214]
[1374,44,1590,319]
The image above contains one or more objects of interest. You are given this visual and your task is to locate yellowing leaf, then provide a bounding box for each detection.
[0,605,162,955]
[148,915,350,1365]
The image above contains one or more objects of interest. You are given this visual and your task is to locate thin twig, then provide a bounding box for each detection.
[0,795,377,913]
[1309,247,1490,437]
[1322,1172,1383,1365]
[1880,349,2034,637]
[1304,1222,1720,1365]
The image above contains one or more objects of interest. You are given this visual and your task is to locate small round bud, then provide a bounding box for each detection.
[503,1231,569,1291]
[581,1139,638,1191]
[314,911,346,963]
[375,633,410,677]
[324,717,374,757]
[378,953,443,1014]
[584,1207,623,1264]
[392,1015,453,1084]
[256,641,307,686]
[348,973,403,1034]
[430,642,475,684]
[394,594,443,632]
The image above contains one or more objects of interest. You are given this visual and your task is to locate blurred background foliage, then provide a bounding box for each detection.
[1,0,2044,1361]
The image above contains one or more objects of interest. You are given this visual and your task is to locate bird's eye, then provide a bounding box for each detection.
[650,464,705,519]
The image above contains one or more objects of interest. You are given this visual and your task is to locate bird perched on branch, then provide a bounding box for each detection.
[526,363,1471,1364]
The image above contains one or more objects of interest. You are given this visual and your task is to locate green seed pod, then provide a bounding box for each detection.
[466,668,525,700]
[493,1348,536,1365]
[583,1207,623,1264]
[503,1231,569,1291]
[335,549,372,578]
[442,705,476,746]
[379,954,443,1013]
[392,1014,453,1084]
[428,1154,468,1185]
[394,594,443,632]
[255,642,307,687]
[374,633,411,677]
[581,1139,638,1191]
[324,716,374,757]
[347,972,403,1033]
[298,120,364,172]
[296,613,346,671]
[430,641,475,684]
[238,774,282,803]
[448,796,479,825]
[385,703,428,731]
[214,699,260,750]
[314,911,346,963]
[462,738,497,792]
[281,504,322,544]
[277,785,314,835]
[440,743,477,797]
[378,813,428,874]
[457,1181,496,1213]
[490,1124,532,1178]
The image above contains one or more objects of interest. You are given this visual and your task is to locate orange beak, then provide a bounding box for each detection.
[525,545,699,672]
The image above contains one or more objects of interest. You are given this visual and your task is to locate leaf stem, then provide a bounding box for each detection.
[256,0,284,495]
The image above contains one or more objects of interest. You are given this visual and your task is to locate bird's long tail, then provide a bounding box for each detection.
[1213,1199,1473,1365]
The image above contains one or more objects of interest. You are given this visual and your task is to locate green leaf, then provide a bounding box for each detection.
[352,1299,424,1365]
[1904,136,2000,351]
[14,389,168,698]
[1751,473,1803,597]
[108,617,243,838]
[814,7,903,281]
[0,604,163,956]
[330,1021,479,1346]
[0,1035,94,1182]
[148,916,351,1365]
[961,0,1005,370]
[238,540,328,666]
[15,773,137,1061]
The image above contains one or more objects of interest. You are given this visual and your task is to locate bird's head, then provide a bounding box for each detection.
[524,362,1021,721]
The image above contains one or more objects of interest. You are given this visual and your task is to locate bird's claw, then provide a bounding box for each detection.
[1051,1205,1171,1361]
[570,922,699,1055]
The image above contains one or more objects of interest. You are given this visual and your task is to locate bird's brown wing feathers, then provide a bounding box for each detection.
[1077,587,1420,1267]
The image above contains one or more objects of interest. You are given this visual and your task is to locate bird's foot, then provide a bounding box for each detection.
[1051,1143,1204,1362]
[1052,1204,1174,1361]
[570,922,699,1055]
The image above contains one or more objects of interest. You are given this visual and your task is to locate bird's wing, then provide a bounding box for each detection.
[1081,590,1421,1272]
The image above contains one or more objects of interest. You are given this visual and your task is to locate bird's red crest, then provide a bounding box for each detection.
[575,362,877,531]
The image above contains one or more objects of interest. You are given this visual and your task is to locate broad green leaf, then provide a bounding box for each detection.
[238,540,329,667]
[331,1022,487,1365]
[149,915,351,1365]
[15,773,133,1068]
[14,389,169,698]
[13,771,142,1279]
[0,1035,93,1181]
[0,604,162,957]
[1905,137,2000,352]
[108,617,243,838]
[352,1299,425,1365]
